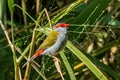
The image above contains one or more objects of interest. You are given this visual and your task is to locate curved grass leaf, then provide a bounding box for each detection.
[67,40,108,80]
[8,0,14,13]
[72,0,110,24]
[60,52,76,80]
[102,15,120,28]
[51,0,83,24]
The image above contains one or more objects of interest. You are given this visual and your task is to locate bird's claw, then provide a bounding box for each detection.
[53,57,60,63]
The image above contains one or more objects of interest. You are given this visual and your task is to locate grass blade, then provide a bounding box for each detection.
[60,51,76,80]
[67,40,108,80]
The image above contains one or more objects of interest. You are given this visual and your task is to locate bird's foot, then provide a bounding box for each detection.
[49,55,64,80]
[53,57,60,63]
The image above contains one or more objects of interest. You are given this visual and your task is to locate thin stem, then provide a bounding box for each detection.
[11,14,16,66]
[44,8,52,29]
[11,14,21,80]
[0,20,20,80]
[24,24,37,80]
[17,44,30,64]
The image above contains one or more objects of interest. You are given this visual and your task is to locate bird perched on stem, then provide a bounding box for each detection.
[22,23,70,68]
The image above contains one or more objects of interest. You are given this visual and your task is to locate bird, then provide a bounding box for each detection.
[22,23,70,68]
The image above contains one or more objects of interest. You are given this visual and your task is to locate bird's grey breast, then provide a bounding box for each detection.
[56,32,67,52]
[42,28,68,55]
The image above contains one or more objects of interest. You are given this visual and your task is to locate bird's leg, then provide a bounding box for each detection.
[49,55,64,80]
[50,55,60,63]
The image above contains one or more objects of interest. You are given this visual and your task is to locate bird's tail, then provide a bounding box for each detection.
[22,55,36,68]
[22,49,45,68]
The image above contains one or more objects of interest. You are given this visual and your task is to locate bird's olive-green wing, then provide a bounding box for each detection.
[38,30,58,49]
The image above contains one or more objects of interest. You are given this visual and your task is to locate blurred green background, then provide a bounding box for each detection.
[0,0,120,80]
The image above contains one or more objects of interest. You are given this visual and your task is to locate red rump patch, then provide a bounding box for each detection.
[33,49,44,57]
[55,23,69,28]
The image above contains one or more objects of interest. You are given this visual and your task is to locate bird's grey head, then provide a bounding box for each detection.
[54,23,69,33]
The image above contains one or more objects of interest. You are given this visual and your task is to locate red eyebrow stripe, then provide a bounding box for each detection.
[55,23,69,28]
[61,23,70,27]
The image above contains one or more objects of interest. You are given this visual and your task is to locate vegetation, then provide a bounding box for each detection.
[0,0,120,80]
